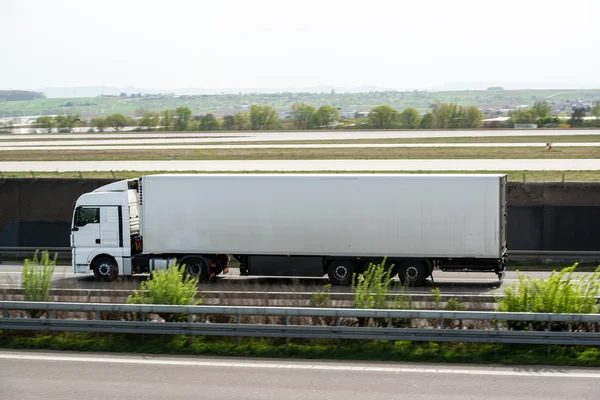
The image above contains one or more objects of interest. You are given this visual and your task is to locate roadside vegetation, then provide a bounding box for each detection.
[3,98,598,133]
[20,250,57,318]
[4,254,599,366]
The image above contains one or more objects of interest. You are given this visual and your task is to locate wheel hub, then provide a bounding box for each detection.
[98,263,112,276]
[405,266,419,280]
[334,265,348,280]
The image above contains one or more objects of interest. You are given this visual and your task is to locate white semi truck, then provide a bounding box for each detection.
[70,173,508,286]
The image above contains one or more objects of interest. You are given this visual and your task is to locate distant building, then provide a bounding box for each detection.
[339,110,357,119]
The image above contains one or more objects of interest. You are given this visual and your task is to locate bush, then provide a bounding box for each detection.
[497,264,600,331]
[352,257,395,310]
[22,250,56,302]
[127,260,202,322]
[21,250,57,318]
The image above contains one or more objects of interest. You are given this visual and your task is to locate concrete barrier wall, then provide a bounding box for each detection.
[1,178,599,251]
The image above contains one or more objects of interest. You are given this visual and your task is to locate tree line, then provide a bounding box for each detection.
[34,102,487,132]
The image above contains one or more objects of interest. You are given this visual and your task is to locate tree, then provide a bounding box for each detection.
[105,113,128,131]
[399,108,421,129]
[314,105,340,128]
[419,113,433,129]
[138,112,160,131]
[368,105,399,129]
[174,107,192,131]
[54,113,79,132]
[90,117,107,132]
[250,105,279,130]
[462,106,483,128]
[509,109,537,125]
[291,102,316,130]
[532,101,551,118]
[36,116,56,133]
[432,103,458,129]
[200,114,219,131]
[569,107,585,128]
[233,112,250,130]
[161,109,174,131]
[222,115,235,131]
[592,101,600,124]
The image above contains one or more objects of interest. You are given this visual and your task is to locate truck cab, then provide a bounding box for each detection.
[71,179,140,281]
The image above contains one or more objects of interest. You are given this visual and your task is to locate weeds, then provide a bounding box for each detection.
[21,250,57,318]
[352,257,395,310]
[497,264,600,331]
[126,260,202,322]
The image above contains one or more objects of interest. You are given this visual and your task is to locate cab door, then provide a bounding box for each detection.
[71,206,101,270]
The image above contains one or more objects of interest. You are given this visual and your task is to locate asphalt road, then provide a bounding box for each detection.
[1,142,598,151]
[2,129,599,142]
[1,159,599,172]
[0,264,556,295]
[1,350,598,400]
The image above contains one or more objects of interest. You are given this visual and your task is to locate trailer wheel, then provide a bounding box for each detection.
[398,260,426,287]
[184,258,209,283]
[92,257,118,282]
[327,260,355,286]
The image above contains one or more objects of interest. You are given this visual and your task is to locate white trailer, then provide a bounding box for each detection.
[70,173,508,286]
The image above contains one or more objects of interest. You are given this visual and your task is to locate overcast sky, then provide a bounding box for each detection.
[1,0,599,93]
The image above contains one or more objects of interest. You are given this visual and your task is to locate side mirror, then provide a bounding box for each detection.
[72,227,79,232]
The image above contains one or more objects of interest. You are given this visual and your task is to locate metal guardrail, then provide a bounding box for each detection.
[1,301,599,346]
[1,288,598,305]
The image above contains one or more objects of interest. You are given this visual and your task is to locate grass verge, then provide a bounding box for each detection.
[1,170,599,182]
[1,147,600,161]
[1,333,599,366]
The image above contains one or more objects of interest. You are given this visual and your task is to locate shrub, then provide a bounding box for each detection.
[22,250,56,302]
[21,250,57,318]
[127,260,202,322]
[352,257,395,310]
[497,264,600,331]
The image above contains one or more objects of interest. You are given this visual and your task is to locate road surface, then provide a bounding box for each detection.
[0,264,561,295]
[1,159,599,172]
[2,129,599,142]
[1,142,598,151]
[1,350,598,400]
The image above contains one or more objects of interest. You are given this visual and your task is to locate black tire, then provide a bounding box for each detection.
[92,257,118,282]
[183,258,209,282]
[327,260,355,286]
[398,260,427,287]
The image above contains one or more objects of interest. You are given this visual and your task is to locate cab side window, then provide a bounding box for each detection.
[75,207,100,227]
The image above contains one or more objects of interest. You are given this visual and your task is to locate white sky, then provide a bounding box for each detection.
[1,0,599,92]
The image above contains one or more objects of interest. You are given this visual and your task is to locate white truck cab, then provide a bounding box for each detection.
[71,179,140,281]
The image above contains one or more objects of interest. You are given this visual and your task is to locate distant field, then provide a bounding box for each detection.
[1,146,599,162]
[2,170,598,182]
[2,88,600,118]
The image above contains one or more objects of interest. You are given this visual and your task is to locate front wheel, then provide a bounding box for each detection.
[327,260,355,286]
[398,260,427,287]
[92,257,118,282]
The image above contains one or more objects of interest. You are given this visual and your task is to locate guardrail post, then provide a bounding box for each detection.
[236,314,241,345]
[285,315,291,345]
[336,316,341,349]
[95,311,101,341]
[547,320,552,356]
[439,317,445,353]
[494,319,499,355]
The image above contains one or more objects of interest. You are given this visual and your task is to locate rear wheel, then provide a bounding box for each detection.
[183,258,209,282]
[327,260,355,286]
[92,257,118,282]
[398,260,427,287]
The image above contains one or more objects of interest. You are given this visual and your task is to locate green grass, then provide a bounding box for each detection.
[2,170,599,182]
[1,333,599,366]
[2,146,599,162]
